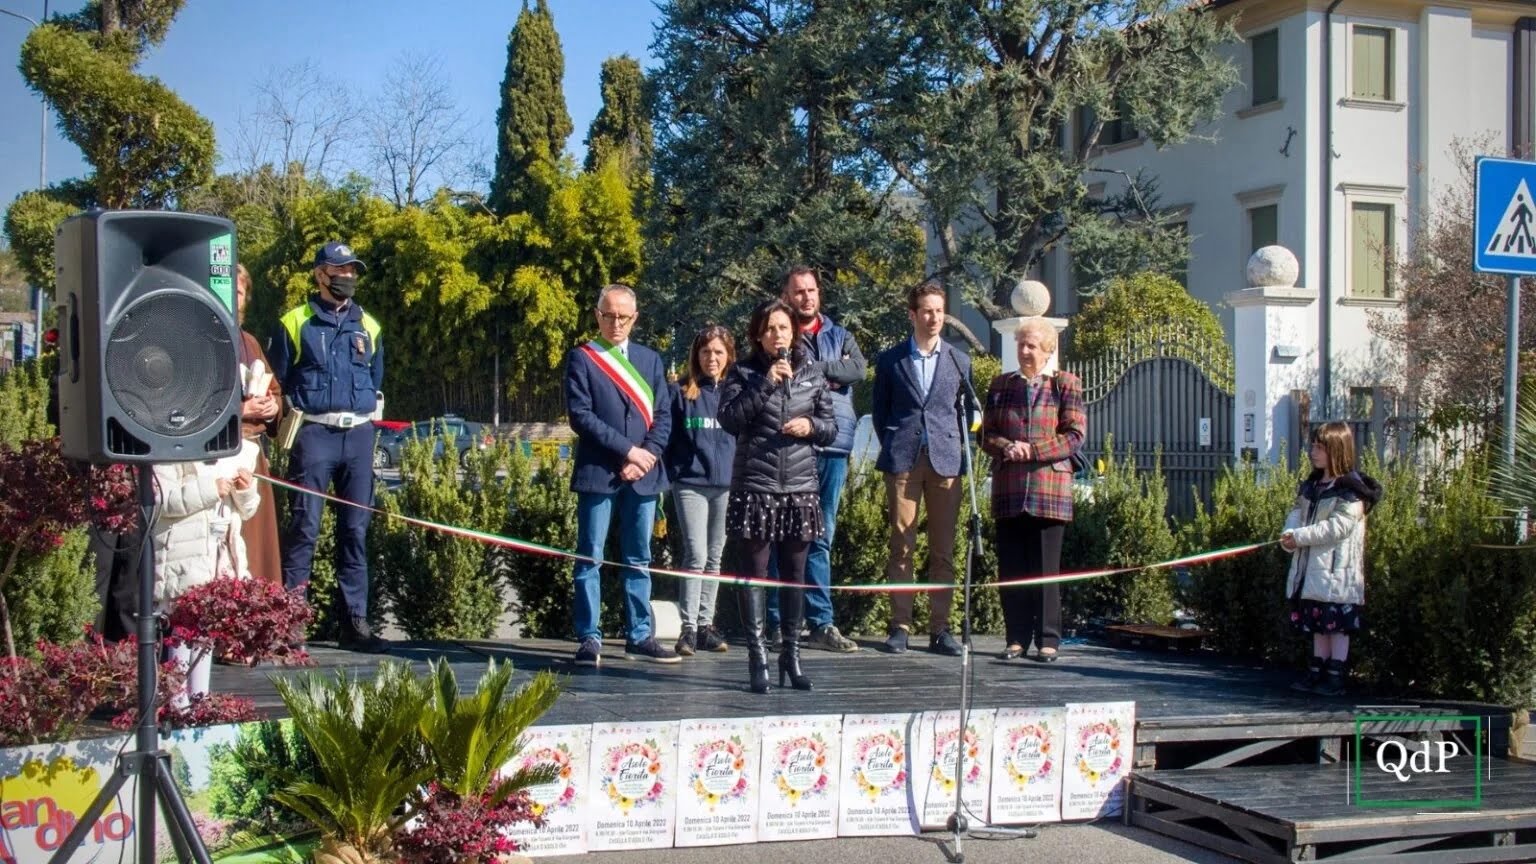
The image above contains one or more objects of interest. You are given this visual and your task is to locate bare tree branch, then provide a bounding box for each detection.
[368,52,473,208]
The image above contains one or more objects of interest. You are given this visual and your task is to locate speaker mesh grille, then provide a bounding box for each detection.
[105,292,238,437]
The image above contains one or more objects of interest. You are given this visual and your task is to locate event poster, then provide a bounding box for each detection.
[1061,702,1136,820]
[836,713,917,837]
[915,710,994,830]
[585,721,680,852]
[989,706,1066,824]
[504,724,590,856]
[673,718,759,847]
[756,714,841,842]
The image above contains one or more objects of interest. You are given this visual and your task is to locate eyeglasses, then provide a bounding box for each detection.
[598,312,636,325]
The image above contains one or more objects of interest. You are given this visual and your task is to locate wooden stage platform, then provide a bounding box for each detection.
[210,634,1529,863]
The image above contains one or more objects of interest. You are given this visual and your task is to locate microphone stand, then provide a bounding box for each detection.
[941,348,1036,863]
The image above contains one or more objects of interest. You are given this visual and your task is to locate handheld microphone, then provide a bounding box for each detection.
[776,347,791,391]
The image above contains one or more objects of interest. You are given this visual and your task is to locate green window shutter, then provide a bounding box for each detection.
[1251,30,1279,105]
[1249,204,1278,253]
[1352,27,1392,100]
[1351,203,1392,298]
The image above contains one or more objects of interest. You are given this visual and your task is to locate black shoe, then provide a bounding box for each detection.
[1313,658,1347,696]
[338,616,389,654]
[929,631,963,656]
[1034,646,1059,663]
[1290,656,1325,693]
[625,637,682,664]
[883,628,909,654]
[698,625,729,653]
[573,637,601,667]
[675,628,697,657]
[998,644,1025,660]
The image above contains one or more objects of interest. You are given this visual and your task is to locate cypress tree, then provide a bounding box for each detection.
[489,0,572,216]
[583,56,652,190]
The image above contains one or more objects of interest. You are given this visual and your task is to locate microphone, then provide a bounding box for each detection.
[776,347,791,392]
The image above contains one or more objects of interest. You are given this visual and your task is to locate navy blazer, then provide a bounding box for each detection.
[871,339,973,477]
[564,342,673,496]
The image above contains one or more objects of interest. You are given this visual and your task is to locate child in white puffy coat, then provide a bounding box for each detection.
[1281,422,1382,696]
[151,442,261,707]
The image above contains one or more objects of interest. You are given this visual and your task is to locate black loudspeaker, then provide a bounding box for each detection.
[55,210,243,464]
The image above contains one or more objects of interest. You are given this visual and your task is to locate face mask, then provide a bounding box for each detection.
[328,275,358,299]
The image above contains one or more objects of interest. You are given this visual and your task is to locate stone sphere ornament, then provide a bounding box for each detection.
[1010,279,1052,316]
[1246,246,1300,289]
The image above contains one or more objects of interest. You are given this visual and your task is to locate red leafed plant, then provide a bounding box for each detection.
[394,783,543,864]
[0,438,137,659]
[166,576,314,668]
[0,630,136,745]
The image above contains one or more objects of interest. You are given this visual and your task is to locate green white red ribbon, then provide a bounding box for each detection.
[258,473,1272,592]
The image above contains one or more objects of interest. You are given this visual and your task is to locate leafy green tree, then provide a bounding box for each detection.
[583,55,652,206]
[1067,271,1230,367]
[646,0,1228,339]
[489,0,572,217]
[207,720,317,834]
[4,0,213,290]
[648,0,926,353]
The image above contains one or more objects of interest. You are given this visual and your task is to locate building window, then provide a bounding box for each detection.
[1350,202,1394,298]
[1348,387,1376,419]
[1351,26,1393,101]
[1168,221,1191,288]
[1250,30,1279,106]
[1078,101,1138,148]
[1248,204,1278,254]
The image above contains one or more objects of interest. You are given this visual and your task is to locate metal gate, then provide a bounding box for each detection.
[1066,325,1234,522]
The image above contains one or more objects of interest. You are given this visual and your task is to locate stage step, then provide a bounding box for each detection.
[1128,758,1536,863]
[1135,707,1512,772]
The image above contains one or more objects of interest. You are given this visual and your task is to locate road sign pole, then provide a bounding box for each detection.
[1507,274,1521,469]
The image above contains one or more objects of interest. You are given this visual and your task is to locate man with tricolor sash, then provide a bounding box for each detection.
[563,284,680,666]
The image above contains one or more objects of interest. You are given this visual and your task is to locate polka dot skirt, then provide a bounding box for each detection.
[726,491,824,542]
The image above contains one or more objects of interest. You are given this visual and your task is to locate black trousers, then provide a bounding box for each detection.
[743,538,808,636]
[996,513,1065,650]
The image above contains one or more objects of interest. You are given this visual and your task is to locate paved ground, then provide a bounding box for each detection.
[538,821,1238,863]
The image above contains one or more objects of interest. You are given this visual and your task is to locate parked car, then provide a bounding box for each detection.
[374,415,492,469]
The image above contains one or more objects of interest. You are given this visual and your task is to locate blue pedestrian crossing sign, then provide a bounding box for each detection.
[1475,156,1536,275]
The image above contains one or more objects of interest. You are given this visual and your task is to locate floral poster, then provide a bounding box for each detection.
[673,718,759,847]
[1061,702,1136,820]
[836,713,918,837]
[503,724,590,857]
[756,714,841,843]
[915,710,994,830]
[988,707,1066,824]
[585,721,679,851]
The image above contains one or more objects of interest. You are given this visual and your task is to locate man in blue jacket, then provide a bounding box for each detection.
[774,265,863,652]
[270,241,387,653]
[872,280,971,656]
[564,284,679,666]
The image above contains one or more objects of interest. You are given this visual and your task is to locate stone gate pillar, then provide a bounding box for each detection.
[1225,246,1318,464]
[991,279,1069,374]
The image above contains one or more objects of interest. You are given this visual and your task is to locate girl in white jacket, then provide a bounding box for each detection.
[1281,422,1382,696]
[152,446,261,707]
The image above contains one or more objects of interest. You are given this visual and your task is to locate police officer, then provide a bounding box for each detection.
[270,241,387,653]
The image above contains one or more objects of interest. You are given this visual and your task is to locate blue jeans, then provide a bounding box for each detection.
[767,454,848,631]
[282,423,376,618]
[572,487,657,644]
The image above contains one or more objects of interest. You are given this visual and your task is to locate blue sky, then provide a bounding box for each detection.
[0,0,660,217]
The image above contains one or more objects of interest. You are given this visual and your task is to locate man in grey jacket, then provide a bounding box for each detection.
[769,265,863,652]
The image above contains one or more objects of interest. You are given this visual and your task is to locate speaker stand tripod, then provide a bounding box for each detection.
[940,355,1037,864]
[49,466,212,864]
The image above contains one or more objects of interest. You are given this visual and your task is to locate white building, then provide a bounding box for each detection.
[1050,0,1533,414]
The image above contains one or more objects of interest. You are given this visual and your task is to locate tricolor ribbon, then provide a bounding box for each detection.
[259,474,1272,591]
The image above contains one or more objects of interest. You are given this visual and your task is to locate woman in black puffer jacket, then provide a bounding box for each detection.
[719,298,836,694]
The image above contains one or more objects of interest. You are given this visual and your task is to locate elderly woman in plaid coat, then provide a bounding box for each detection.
[980,319,1087,662]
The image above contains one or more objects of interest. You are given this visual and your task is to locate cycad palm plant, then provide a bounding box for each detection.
[417,658,561,805]
[272,662,434,864]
